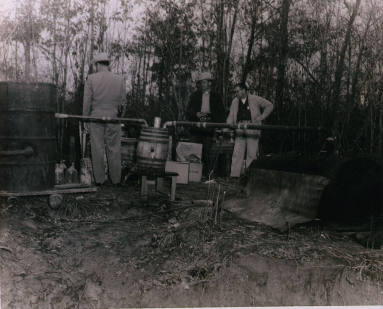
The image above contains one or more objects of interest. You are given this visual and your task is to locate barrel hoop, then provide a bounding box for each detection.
[137,162,165,168]
[0,136,57,140]
[0,161,56,166]
[136,161,165,166]
[138,137,169,144]
[139,134,168,140]
[137,166,164,171]
[141,128,168,133]
[0,109,56,113]
[137,164,164,169]
[140,131,168,136]
[140,131,168,137]
[121,139,137,144]
[137,165,164,170]
[136,156,166,163]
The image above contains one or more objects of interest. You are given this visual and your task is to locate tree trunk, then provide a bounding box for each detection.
[88,0,95,75]
[58,0,72,157]
[15,41,18,80]
[52,9,58,86]
[350,14,371,106]
[318,11,332,116]
[370,99,374,153]
[199,0,206,68]
[215,0,225,97]
[242,1,258,84]
[222,0,239,110]
[379,94,383,155]
[275,0,291,118]
[331,0,361,120]
[24,40,31,81]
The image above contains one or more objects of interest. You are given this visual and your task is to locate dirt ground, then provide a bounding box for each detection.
[1,179,383,308]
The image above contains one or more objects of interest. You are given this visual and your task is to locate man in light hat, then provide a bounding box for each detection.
[186,71,226,176]
[186,71,225,123]
[83,52,127,186]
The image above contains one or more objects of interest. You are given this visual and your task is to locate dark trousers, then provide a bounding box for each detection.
[190,129,213,177]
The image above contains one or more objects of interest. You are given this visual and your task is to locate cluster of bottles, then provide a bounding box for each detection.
[55,160,93,186]
[55,161,79,185]
[80,159,93,186]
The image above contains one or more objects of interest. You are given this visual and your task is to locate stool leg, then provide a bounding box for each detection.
[170,176,177,201]
[141,176,148,196]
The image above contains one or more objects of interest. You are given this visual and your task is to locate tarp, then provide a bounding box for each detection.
[223,168,330,231]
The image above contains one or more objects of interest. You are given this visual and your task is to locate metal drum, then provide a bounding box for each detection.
[136,128,169,175]
[0,82,57,192]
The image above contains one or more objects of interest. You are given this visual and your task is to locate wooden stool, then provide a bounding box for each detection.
[139,171,178,201]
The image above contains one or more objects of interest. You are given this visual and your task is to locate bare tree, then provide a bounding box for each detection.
[275,0,291,116]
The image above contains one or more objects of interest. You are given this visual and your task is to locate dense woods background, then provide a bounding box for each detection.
[1,0,383,157]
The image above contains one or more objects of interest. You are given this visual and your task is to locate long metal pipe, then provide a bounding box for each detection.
[162,120,324,132]
[0,146,34,157]
[55,113,148,127]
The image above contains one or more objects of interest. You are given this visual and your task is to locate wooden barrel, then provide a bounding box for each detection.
[0,82,57,192]
[121,137,137,166]
[136,128,169,175]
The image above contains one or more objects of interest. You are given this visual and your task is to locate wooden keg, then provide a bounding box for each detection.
[136,128,169,175]
[0,82,57,192]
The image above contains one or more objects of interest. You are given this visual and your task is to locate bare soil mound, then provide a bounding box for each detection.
[1,180,382,308]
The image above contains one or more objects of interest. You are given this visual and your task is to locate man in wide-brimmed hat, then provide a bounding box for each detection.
[83,52,127,186]
[185,70,226,176]
[186,71,225,123]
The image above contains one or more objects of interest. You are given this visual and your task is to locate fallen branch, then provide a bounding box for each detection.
[56,200,214,224]
[0,246,13,254]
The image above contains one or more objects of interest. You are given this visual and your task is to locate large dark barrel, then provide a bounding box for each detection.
[136,128,169,175]
[318,157,383,223]
[0,82,57,192]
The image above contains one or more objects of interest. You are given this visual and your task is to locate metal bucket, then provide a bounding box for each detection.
[0,82,57,192]
[136,128,169,175]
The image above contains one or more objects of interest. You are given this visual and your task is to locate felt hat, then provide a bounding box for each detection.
[197,71,213,81]
[93,52,110,64]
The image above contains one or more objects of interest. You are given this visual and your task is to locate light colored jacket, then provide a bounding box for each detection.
[83,71,126,118]
[226,94,274,125]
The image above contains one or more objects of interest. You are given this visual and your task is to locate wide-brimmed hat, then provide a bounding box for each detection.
[93,52,110,64]
[197,71,213,81]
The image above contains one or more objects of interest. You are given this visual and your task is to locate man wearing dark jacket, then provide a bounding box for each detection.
[186,71,226,123]
[185,71,226,176]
